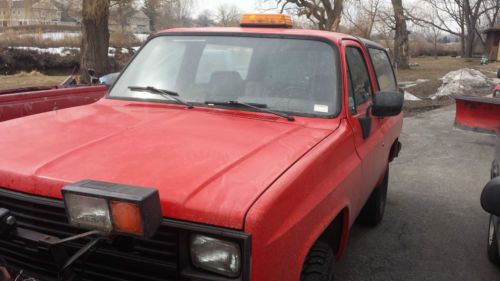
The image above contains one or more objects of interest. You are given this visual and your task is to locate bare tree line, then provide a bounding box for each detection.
[78,0,500,81]
[405,0,500,58]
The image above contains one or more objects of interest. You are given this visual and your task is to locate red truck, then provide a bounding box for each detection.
[0,14,403,281]
[0,83,107,122]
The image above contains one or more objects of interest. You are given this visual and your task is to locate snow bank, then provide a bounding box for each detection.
[41,32,80,40]
[431,68,494,100]
[13,46,78,56]
[404,91,421,101]
[13,46,140,57]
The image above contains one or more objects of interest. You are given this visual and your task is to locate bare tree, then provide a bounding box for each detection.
[110,0,136,34]
[158,0,197,28]
[482,0,500,27]
[418,22,442,58]
[143,0,161,32]
[273,0,345,31]
[407,0,497,57]
[80,0,110,84]
[215,4,241,27]
[343,0,381,38]
[391,0,409,69]
[195,9,215,27]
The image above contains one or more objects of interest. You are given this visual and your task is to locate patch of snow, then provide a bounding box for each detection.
[12,46,78,56]
[400,82,417,89]
[431,68,495,100]
[404,91,421,101]
[41,32,80,40]
[399,79,429,89]
[135,33,149,41]
[12,46,140,57]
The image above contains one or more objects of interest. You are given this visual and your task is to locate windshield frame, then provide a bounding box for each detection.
[106,32,342,119]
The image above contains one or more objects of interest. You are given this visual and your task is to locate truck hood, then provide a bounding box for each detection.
[0,99,338,229]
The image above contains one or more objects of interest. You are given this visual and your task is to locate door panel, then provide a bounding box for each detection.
[343,42,387,199]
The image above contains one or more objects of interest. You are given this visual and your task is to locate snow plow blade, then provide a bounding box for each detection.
[454,96,500,134]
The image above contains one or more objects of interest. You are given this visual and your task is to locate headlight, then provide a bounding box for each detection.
[62,180,162,238]
[65,193,113,232]
[190,234,241,278]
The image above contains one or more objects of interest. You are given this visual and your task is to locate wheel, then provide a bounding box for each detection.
[300,241,335,281]
[488,215,500,265]
[358,167,389,227]
[494,91,500,98]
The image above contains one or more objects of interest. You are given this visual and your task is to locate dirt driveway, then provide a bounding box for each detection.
[336,106,500,280]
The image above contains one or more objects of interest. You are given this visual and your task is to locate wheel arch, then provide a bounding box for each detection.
[388,138,401,163]
[315,207,350,261]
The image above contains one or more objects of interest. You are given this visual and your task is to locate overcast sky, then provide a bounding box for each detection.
[194,0,277,16]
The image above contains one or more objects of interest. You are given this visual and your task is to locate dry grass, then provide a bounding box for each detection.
[397,56,499,82]
[0,71,67,90]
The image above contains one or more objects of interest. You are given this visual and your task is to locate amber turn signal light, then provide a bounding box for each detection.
[240,14,293,28]
[62,180,162,238]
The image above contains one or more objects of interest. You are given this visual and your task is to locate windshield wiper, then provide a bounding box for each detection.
[128,86,194,109]
[205,100,295,121]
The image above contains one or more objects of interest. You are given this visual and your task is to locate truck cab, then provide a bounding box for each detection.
[0,14,403,281]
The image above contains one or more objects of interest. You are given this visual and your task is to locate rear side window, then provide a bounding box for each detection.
[346,47,373,114]
[368,48,397,91]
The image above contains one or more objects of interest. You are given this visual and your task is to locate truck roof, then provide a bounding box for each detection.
[156,27,360,46]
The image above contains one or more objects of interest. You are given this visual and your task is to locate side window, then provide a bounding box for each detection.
[368,48,397,91]
[345,47,373,114]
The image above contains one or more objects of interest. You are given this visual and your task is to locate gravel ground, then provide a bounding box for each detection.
[336,106,500,281]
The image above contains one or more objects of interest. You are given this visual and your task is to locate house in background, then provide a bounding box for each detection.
[129,10,149,34]
[0,0,149,34]
[31,0,62,25]
[0,0,62,27]
[484,17,500,61]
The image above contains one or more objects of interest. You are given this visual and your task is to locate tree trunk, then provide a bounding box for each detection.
[433,35,438,59]
[80,0,110,84]
[460,30,465,57]
[329,0,344,31]
[391,0,410,69]
[464,30,475,58]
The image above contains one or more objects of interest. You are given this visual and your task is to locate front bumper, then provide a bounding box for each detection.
[0,188,251,281]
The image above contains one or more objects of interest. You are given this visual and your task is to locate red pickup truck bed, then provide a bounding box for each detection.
[0,85,107,122]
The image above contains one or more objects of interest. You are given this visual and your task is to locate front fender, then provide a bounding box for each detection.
[244,119,364,281]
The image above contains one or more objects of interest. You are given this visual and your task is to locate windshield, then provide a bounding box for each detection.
[109,36,340,116]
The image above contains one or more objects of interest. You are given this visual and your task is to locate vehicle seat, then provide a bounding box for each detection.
[207,71,244,102]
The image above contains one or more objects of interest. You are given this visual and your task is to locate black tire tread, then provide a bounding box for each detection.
[488,217,500,265]
[358,168,389,227]
[300,242,335,281]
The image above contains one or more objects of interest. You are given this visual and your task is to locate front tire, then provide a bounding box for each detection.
[300,241,335,281]
[358,167,389,227]
[488,215,500,265]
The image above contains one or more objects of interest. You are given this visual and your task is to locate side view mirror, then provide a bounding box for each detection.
[481,177,500,216]
[99,73,120,89]
[372,91,404,117]
[497,68,500,79]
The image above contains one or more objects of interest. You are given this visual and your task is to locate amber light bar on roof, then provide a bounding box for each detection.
[240,14,293,28]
